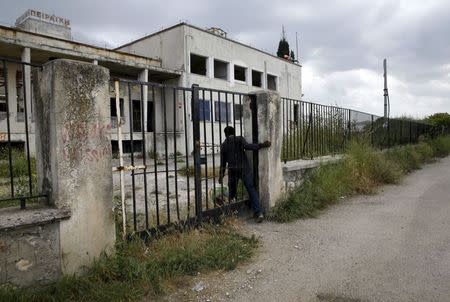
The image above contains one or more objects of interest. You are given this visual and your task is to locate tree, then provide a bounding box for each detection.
[277,38,290,59]
[425,112,450,129]
[277,26,290,59]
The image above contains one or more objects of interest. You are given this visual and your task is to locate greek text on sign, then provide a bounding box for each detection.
[16,10,71,28]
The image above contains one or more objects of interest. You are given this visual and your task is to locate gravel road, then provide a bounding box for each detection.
[163,156,450,302]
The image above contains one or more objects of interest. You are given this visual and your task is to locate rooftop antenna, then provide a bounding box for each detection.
[282,25,286,40]
[295,32,299,63]
[383,58,390,119]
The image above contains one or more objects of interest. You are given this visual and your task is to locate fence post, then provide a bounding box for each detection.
[191,84,202,222]
[371,115,374,147]
[33,59,115,274]
[348,109,352,143]
[243,90,283,212]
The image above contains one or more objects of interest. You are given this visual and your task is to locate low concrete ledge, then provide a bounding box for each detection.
[283,155,343,173]
[0,206,71,231]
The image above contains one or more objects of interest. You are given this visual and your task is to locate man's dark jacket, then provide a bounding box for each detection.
[220,135,263,177]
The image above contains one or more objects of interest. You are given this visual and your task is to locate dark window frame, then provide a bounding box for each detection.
[214,101,231,123]
[234,65,247,82]
[190,53,207,76]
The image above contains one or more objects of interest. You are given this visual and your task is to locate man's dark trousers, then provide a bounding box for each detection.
[228,169,262,215]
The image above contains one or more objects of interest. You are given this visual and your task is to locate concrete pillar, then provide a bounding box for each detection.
[243,90,283,211]
[138,69,148,132]
[262,61,268,89]
[207,57,214,79]
[229,63,234,85]
[246,68,251,86]
[33,59,115,274]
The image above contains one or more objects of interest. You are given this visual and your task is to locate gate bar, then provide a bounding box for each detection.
[114,81,127,238]
[192,84,202,221]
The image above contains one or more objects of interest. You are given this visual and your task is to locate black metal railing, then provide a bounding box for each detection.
[281,97,440,162]
[0,57,47,209]
[111,79,256,233]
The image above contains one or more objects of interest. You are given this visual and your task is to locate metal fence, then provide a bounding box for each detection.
[111,80,257,234]
[0,57,47,208]
[281,97,440,162]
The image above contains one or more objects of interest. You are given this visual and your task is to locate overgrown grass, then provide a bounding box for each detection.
[0,219,258,302]
[0,148,36,178]
[271,136,450,222]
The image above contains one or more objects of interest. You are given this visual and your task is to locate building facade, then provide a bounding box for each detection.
[1,11,302,156]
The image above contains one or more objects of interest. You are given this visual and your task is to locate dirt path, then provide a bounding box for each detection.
[162,157,450,302]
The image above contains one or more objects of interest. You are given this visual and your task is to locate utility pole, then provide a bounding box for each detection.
[383,58,389,119]
[296,32,299,63]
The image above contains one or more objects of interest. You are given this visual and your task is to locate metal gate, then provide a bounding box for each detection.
[112,80,258,235]
[0,57,47,209]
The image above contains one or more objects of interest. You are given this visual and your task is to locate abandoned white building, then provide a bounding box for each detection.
[0,10,302,156]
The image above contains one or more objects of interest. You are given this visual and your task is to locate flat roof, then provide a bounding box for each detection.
[0,24,182,77]
[115,22,302,67]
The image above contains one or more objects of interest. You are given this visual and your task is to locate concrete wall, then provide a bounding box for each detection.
[16,18,71,40]
[0,207,70,286]
[118,26,185,72]
[117,24,303,155]
[33,59,116,274]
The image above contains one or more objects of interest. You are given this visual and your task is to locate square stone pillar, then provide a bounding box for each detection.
[243,90,283,211]
[33,59,115,274]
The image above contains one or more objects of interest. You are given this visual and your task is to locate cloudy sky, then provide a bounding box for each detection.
[1,0,449,118]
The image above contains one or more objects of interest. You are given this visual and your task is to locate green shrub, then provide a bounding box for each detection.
[271,136,450,222]
[428,136,450,157]
[0,149,35,178]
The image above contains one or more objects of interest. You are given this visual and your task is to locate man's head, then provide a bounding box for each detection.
[224,126,235,137]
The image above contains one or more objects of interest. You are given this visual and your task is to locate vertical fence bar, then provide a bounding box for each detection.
[140,84,149,230]
[251,95,259,191]
[127,83,137,231]
[114,81,126,237]
[182,90,191,218]
[282,98,286,162]
[217,92,224,201]
[202,89,209,210]
[173,88,180,221]
[371,115,374,147]
[162,87,170,224]
[21,64,33,202]
[2,61,14,198]
[191,84,202,221]
[210,90,216,207]
[152,86,160,226]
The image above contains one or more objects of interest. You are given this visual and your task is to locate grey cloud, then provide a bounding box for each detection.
[0,0,449,117]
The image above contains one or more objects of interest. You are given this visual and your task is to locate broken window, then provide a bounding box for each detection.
[252,70,262,87]
[215,101,231,123]
[234,65,246,82]
[190,53,207,76]
[199,100,211,121]
[214,59,228,80]
[267,74,277,91]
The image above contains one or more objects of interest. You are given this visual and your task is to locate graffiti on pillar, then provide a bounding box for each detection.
[61,122,112,163]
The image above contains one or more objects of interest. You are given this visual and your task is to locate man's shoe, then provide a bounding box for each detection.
[255,213,264,223]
